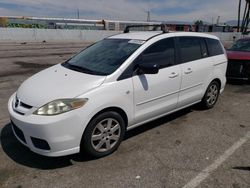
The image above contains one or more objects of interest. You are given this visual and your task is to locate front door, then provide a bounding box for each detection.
[132,37,182,124]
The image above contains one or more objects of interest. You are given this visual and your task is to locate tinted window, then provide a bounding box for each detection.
[63,39,141,75]
[179,37,202,63]
[206,38,224,56]
[138,38,175,68]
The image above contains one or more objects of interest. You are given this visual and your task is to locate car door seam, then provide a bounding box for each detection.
[213,61,227,66]
[179,82,203,92]
[136,90,179,106]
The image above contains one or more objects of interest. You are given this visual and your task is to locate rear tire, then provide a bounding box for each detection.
[81,111,125,158]
[200,81,220,109]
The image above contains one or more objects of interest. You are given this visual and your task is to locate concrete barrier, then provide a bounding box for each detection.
[0,28,243,46]
[0,28,121,43]
[209,32,242,48]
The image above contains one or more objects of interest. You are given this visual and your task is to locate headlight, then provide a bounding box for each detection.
[33,98,88,116]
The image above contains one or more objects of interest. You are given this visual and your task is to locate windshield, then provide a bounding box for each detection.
[229,39,250,52]
[62,39,142,75]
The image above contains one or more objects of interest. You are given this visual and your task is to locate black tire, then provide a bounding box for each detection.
[200,81,220,109]
[81,111,125,158]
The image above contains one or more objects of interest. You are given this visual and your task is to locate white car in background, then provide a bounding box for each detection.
[8,25,227,158]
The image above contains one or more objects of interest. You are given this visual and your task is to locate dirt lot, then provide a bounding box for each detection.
[0,42,249,188]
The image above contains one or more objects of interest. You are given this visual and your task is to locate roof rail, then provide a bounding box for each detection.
[123,24,169,33]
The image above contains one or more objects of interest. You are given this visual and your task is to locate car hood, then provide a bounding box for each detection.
[17,64,106,107]
[227,50,250,60]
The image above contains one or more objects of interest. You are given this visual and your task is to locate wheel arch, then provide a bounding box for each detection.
[202,77,222,100]
[211,78,221,89]
[86,106,128,130]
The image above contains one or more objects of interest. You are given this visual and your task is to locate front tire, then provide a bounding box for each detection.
[200,81,220,109]
[81,111,125,158]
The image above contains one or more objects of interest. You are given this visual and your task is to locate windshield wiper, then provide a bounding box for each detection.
[62,62,106,76]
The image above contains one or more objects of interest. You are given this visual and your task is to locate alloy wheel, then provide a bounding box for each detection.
[91,118,121,152]
[206,84,219,106]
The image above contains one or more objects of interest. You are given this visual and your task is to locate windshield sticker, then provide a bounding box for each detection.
[128,40,145,45]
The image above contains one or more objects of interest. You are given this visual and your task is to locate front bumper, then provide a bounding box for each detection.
[8,93,86,157]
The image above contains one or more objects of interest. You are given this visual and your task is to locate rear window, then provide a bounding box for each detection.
[206,38,224,56]
[178,37,202,63]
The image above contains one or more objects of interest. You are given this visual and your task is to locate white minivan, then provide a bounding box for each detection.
[8,26,227,157]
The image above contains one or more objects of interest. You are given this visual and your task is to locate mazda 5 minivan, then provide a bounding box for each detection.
[8,27,227,157]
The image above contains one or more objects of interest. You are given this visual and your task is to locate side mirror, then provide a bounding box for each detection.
[137,64,159,74]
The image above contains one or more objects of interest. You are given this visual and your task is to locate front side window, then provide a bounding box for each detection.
[63,39,142,75]
[178,37,202,63]
[137,38,175,68]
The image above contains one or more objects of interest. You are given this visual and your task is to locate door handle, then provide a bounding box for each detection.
[184,68,193,74]
[169,72,179,78]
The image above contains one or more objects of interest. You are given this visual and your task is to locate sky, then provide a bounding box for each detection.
[0,0,242,23]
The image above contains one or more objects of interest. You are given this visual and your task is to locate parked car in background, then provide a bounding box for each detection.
[226,38,250,81]
[8,26,227,158]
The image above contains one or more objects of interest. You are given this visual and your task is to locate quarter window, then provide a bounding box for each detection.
[178,37,202,63]
[206,38,224,56]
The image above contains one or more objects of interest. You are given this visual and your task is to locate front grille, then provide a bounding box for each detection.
[12,122,26,144]
[226,59,250,79]
[13,96,33,115]
[20,101,32,109]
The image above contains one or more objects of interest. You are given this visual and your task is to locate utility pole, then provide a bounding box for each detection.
[216,16,220,25]
[238,0,242,32]
[146,11,150,22]
[77,9,80,19]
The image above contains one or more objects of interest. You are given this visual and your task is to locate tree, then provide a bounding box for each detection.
[241,0,250,33]
[194,20,204,32]
[194,20,204,26]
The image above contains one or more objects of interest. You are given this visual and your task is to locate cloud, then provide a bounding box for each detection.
[0,0,243,22]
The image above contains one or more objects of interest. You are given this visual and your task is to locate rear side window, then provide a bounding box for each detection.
[206,38,224,56]
[178,37,202,63]
[139,37,175,68]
